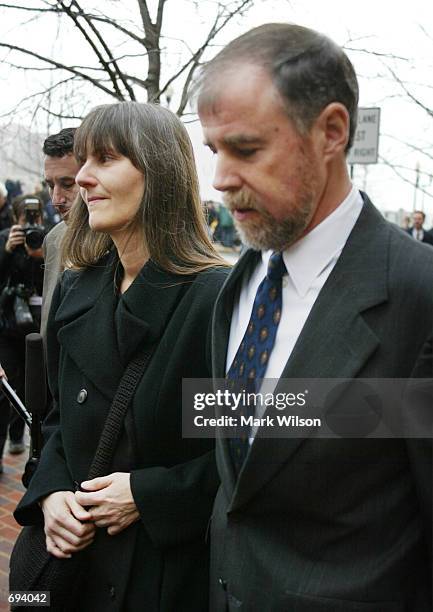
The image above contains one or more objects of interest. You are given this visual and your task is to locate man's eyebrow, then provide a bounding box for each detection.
[204,135,265,147]
[224,135,264,146]
[47,175,76,182]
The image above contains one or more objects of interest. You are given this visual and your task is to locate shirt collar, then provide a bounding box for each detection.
[261,186,363,298]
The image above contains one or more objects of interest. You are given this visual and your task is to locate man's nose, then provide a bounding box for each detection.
[52,185,66,205]
[212,156,243,192]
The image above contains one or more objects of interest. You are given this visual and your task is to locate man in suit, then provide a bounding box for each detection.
[406,210,433,245]
[41,128,79,341]
[197,23,432,611]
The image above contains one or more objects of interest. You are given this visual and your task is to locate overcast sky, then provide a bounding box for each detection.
[1,0,432,218]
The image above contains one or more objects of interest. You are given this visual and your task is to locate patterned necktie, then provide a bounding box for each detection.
[227,251,287,475]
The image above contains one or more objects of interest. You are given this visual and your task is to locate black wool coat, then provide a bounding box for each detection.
[15,254,229,612]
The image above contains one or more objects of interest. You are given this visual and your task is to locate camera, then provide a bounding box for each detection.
[23,198,45,249]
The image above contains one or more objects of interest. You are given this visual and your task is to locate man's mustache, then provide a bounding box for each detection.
[223,190,262,213]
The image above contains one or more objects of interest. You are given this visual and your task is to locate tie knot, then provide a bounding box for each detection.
[267,251,286,281]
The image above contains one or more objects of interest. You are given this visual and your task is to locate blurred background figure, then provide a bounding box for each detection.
[218,203,236,247]
[5,180,22,207]
[0,181,11,231]
[406,210,433,245]
[0,194,45,472]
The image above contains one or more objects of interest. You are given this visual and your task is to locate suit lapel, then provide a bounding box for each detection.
[225,196,391,511]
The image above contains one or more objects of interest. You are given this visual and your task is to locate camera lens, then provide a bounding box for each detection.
[25,228,45,250]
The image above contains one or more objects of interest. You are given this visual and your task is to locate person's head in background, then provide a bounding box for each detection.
[12,194,44,226]
[43,127,79,223]
[0,182,8,211]
[412,210,426,231]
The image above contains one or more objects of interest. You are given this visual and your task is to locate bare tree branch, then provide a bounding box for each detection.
[79,12,145,45]
[40,106,83,120]
[0,75,77,118]
[386,64,433,119]
[0,2,58,13]
[379,156,433,200]
[136,0,163,101]
[343,46,409,63]
[382,133,433,161]
[56,0,124,99]
[0,42,122,99]
[174,0,254,115]
[0,0,256,113]
[69,0,136,99]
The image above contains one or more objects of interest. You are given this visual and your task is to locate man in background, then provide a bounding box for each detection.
[0,181,11,231]
[406,209,433,245]
[41,128,79,340]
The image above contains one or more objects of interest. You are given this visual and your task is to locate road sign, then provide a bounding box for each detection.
[347,107,381,165]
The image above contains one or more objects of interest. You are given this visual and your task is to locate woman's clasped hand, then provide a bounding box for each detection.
[42,472,139,559]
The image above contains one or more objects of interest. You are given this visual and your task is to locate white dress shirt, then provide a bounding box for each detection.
[226,186,363,440]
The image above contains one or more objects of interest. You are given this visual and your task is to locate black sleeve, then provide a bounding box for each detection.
[0,229,12,283]
[130,450,218,550]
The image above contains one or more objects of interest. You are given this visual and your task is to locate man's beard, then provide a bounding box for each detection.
[224,190,314,251]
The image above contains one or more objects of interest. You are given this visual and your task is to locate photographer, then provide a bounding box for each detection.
[0,195,44,473]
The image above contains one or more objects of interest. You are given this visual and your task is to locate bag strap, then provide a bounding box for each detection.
[86,349,154,480]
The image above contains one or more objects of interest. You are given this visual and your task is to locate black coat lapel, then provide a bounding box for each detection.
[228,196,391,511]
[56,255,191,401]
[115,261,191,365]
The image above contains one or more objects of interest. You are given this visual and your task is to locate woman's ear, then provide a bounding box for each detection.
[314,102,350,160]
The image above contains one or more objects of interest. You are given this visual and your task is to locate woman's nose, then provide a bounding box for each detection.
[75,161,98,188]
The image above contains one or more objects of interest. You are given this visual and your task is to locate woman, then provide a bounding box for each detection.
[0,195,44,468]
[14,102,229,611]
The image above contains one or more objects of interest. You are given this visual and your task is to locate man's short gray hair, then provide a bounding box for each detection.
[196,23,359,152]
[0,181,8,199]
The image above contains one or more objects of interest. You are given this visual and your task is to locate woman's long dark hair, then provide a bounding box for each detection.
[63,102,228,274]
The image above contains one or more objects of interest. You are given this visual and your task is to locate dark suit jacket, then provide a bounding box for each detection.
[405,227,433,246]
[210,195,432,611]
[14,254,228,612]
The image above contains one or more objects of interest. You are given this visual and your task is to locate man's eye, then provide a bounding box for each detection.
[237,148,258,158]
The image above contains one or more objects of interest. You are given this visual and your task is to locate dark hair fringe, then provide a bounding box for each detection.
[43,127,78,157]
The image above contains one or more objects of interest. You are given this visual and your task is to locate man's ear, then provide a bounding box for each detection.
[314,103,350,159]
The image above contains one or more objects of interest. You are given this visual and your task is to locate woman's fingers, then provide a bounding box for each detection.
[42,490,95,553]
[47,520,94,547]
[67,494,93,523]
[46,531,94,557]
[45,535,71,559]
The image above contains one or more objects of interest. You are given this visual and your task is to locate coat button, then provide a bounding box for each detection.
[76,389,88,404]
[109,585,115,600]
[218,577,227,591]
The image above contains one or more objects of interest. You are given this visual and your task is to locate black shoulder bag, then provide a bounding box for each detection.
[9,348,153,611]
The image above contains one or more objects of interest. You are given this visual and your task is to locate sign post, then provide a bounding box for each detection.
[347,107,381,179]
